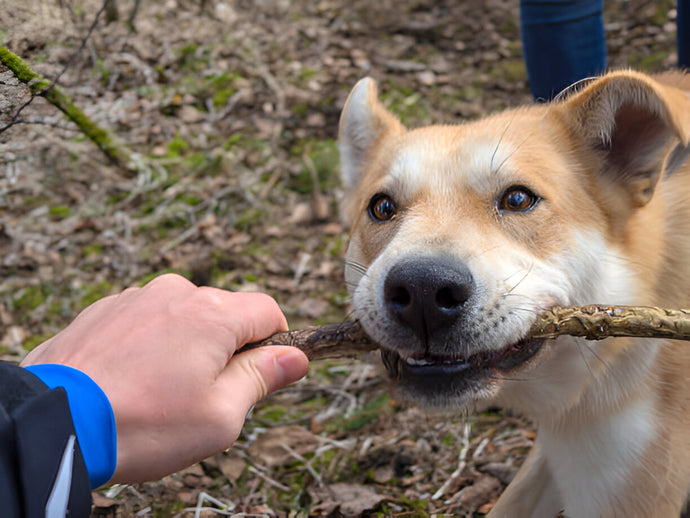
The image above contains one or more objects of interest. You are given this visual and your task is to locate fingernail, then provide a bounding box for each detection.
[275,348,309,385]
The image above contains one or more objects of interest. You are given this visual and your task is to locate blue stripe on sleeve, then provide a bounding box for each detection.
[25,364,117,488]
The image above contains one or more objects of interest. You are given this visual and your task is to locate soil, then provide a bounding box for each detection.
[0,0,679,516]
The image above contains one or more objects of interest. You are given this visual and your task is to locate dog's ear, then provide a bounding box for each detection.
[338,77,405,190]
[556,71,690,207]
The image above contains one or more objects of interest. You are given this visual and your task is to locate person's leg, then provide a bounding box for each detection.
[520,0,607,101]
[678,0,690,69]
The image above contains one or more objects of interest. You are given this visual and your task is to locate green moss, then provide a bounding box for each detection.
[288,139,340,194]
[329,289,348,308]
[489,59,527,82]
[290,102,310,118]
[137,269,190,286]
[79,280,115,309]
[95,57,111,87]
[379,83,432,125]
[48,205,71,220]
[0,48,134,171]
[256,404,288,423]
[326,394,392,432]
[182,152,207,170]
[81,242,102,258]
[153,501,186,517]
[22,333,54,352]
[212,87,236,107]
[650,0,674,25]
[234,207,265,231]
[175,192,202,206]
[502,59,527,82]
[166,132,190,157]
[13,284,51,312]
[627,50,669,71]
[176,43,201,69]
[223,134,243,150]
[497,19,518,35]
[47,299,71,318]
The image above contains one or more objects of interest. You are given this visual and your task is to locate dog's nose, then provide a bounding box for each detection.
[383,257,474,344]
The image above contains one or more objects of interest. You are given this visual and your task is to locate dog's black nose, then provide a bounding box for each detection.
[383,257,474,344]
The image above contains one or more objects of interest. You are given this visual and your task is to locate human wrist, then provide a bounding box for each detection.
[24,364,117,488]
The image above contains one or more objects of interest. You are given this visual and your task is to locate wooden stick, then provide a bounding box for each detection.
[243,305,690,361]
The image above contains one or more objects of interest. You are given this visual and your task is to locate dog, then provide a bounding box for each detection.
[337,70,690,517]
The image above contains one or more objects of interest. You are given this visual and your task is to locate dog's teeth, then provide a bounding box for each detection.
[405,357,434,366]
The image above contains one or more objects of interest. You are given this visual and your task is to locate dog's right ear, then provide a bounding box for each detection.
[338,78,405,190]
[555,71,690,208]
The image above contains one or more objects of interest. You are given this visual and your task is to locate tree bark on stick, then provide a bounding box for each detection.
[244,305,690,361]
[0,47,138,176]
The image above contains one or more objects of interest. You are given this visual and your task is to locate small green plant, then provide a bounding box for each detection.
[48,205,71,220]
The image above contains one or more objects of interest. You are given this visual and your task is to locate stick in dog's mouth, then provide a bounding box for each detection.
[243,306,690,361]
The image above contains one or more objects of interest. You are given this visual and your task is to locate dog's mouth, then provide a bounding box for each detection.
[381,336,546,381]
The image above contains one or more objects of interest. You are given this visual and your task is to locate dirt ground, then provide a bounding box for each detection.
[0,0,679,516]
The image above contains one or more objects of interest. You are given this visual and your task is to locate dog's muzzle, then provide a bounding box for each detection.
[369,255,545,405]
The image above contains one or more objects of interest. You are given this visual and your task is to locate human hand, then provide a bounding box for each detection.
[21,274,309,483]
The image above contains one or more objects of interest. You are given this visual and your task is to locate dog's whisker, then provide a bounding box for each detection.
[490,111,518,173]
[504,262,535,295]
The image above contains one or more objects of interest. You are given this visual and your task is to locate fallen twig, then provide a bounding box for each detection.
[244,305,690,361]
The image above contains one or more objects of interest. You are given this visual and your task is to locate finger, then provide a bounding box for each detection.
[216,346,309,412]
[187,289,289,354]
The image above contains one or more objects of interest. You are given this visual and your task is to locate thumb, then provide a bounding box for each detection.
[219,346,309,411]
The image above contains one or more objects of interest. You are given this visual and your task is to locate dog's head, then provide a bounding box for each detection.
[338,71,690,414]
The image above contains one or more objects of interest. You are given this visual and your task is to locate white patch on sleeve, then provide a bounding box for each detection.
[46,434,76,518]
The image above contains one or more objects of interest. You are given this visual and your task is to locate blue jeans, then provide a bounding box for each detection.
[520,0,689,101]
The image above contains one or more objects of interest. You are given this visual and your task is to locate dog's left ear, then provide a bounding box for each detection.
[556,71,690,207]
[338,77,405,191]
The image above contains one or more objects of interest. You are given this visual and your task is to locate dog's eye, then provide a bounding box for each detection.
[499,186,540,213]
[368,194,397,222]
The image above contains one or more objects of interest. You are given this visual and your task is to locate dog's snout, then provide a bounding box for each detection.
[383,257,474,344]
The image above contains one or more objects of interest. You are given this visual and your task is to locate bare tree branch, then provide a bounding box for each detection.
[0,0,109,134]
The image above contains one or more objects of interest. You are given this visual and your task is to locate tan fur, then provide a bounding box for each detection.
[338,70,690,517]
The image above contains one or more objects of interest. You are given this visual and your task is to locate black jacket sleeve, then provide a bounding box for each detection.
[0,362,92,518]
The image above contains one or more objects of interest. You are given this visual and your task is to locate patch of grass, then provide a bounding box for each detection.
[288,139,340,194]
[137,269,190,286]
[176,42,204,70]
[489,59,527,82]
[329,289,349,308]
[291,102,310,118]
[223,134,243,150]
[13,284,51,313]
[47,298,71,318]
[234,207,265,231]
[48,205,71,220]
[81,242,102,258]
[153,501,186,517]
[627,50,669,71]
[95,57,111,87]
[327,394,392,432]
[379,83,432,125]
[650,0,675,25]
[79,280,115,309]
[176,70,242,109]
[166,131,190,157]
[22,333,54,352]
[255,404,288,423]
